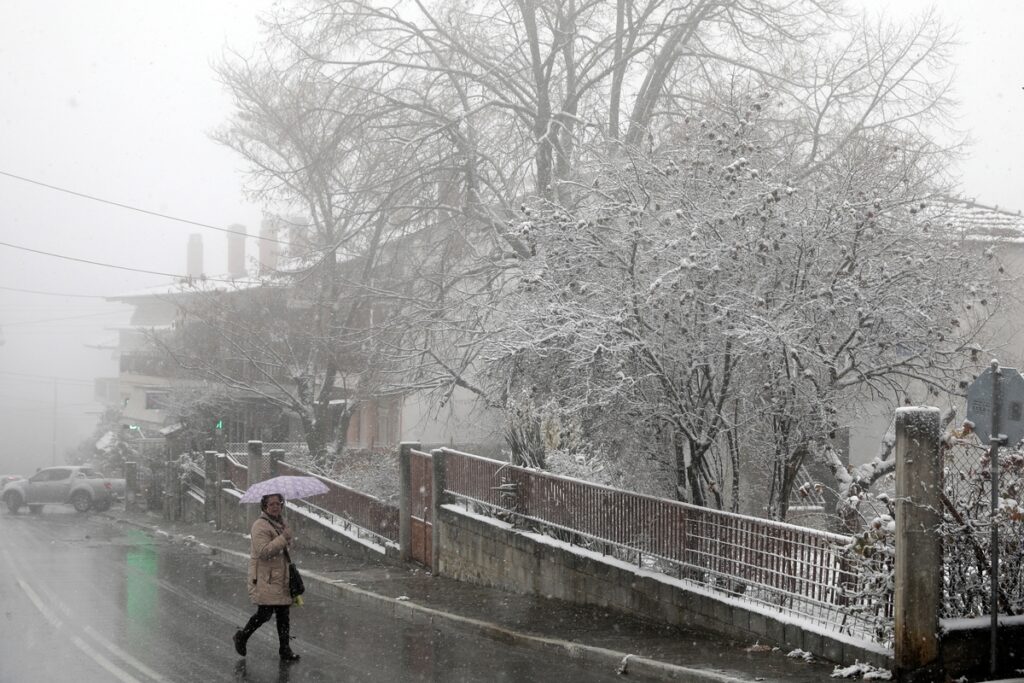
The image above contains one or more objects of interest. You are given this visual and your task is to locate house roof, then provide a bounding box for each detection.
[931,199,1024,243]
[107,274,272,303]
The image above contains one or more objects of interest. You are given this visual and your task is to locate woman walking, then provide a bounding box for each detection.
[232,493,300,662]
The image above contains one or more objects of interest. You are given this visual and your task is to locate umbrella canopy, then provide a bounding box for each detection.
[239,475,330,504]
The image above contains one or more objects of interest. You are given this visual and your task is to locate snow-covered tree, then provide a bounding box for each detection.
[181,1,1006,521]
[488,63,1001,514]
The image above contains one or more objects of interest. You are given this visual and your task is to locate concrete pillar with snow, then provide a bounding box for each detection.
[398,441,421,563]
[893,406,943,682]
[246,440,264,530]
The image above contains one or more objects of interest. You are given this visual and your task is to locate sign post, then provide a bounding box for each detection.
[966,363,1024,446]
[966,361,1021,676]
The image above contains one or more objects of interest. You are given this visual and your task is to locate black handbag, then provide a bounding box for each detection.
[288,562,305,597]
[283,545,305,598]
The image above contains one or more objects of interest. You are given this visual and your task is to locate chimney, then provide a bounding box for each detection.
[227,224,246,278]
[287,216,311,257]
[258,217,280,274]
[186,234,204,278]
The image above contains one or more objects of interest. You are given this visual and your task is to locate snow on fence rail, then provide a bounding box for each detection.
[221,454,248,491]
[276,461,399,546]
[440,447,889,645]
[226,442,308,458]
[181,458,205,497]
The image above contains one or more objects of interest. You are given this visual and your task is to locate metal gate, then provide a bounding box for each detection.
[409,449,433,569]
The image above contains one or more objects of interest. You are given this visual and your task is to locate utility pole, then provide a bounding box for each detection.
[51,377,58,465]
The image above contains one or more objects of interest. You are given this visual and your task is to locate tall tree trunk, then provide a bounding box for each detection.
[625,0,718,147]
[520,0,554,200]
[726,415,740,513]
[608,0,625,140]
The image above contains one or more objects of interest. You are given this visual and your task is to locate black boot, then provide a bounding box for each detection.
[277,608,299,661]
[235,606,272,658]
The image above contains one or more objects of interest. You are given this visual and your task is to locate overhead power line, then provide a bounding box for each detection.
[4,310,125,327]
[0,370,96,385]
[0,239,264,285]
[0,168,290,245]
[0,285,110,299]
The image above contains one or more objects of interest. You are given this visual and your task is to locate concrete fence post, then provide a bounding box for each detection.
[124,461,138,512]
[269,449,284,478]
[203,451,218,522]
[431,448,449,575]
[894,407,943,682]
[398,441,420,563]
[246,440,264,530]
[164,446,181,522]
[215,453,225,531]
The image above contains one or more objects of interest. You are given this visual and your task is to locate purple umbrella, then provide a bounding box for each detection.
[239,475,330,503]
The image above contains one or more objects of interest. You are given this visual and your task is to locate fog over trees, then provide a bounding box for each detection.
[145,0,1006,521]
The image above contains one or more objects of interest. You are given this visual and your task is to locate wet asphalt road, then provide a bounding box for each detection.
[0,508,630,682]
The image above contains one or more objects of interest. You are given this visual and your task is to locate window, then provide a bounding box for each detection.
[51,468,71,481]
[145,390,170,410]
[374,398,401,446]
[32,468,71,482]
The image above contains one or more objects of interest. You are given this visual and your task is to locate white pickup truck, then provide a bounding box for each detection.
[2,465,125,514]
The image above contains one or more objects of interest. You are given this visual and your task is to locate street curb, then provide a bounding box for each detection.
[111,514,750,681]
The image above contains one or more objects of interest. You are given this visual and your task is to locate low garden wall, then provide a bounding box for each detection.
[939,617,1024,679]
[434,503,892,669]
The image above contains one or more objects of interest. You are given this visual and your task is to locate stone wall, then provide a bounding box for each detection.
[940,618,1024,679]
[435,504,892,669]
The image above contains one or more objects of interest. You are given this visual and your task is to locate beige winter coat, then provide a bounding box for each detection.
[247,512,293,606]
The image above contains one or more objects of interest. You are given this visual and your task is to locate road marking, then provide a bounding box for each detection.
[69,634,144,683]
[1,546,146,683]
[15,576,63,629]
[82,625,171,683]
[30,579,171,683]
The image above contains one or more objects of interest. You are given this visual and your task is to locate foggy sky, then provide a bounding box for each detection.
[0,0,1021,475]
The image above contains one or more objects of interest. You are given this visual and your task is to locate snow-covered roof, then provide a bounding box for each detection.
[107,275,269,302]
[83,333,119,350]
[95,430,114,451]
[931,199,1024,243]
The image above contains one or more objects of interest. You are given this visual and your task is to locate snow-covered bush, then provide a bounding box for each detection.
[941,434,1024,617]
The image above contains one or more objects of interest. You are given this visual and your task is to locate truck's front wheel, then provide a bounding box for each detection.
[4,492,22,514]
[71,491,92,513]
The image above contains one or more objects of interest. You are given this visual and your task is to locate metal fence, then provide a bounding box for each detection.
[132,457,165,511]
[943,439,1024,618]
[181,457,205,498]
[276,461,399,546]
[226,443,308,458]
[221,454,248,491]
[440,448,886,645]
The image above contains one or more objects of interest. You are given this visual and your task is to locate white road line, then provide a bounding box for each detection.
[26,576,170,683]
[15,577,63,629]
[2,546,145,683]
[31,578,171,683]
[70,634,144,683]
[83,624,171,683]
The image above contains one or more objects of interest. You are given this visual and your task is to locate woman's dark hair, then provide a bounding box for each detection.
[260,493,285,512]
